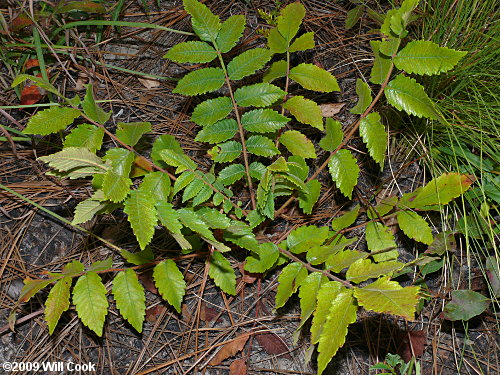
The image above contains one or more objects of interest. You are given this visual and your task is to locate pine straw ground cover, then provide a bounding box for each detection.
[0,0,498,374]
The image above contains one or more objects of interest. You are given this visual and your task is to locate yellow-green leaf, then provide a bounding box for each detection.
[289,63,340,93]
[331,205,360,232]
[191,96,233,126]
[234,83,286,107]
[173,67,225,96]
[216,15,245,53]
[328,149,359,199]
[310,281,342,343]
[39,147,107,177]
[24,107,81,135]
[164,41,217,63]
[244,242,279,273]
[287,225,328,254]
[319,118,343,152]
[350,78,372,114]
[283,96,323,130]
[326,249,367,273]
[112,269,145,332]
[297,272,327,330]
[73,272,108,336]
[153,259,186,312]
[63,124,104,151]
[275,262,308,309]
[277,2,305,43]
[365,222,398,262]
[208,251,236,295]
[45,276,71,334]
[279,130,316,159]
[359,112,387,168]
[124,189,157,249]
[370,40,392,85]
[116,121,151,147]
[183,0,220,42]
[241,109,289,133]
[397,210,433,245]
[346,258,404,284]
[298,179,321,215]
[227,48,273,80]
[263,60,288,83]
[354,276,420,320]
[82,84,111,124]
[289,32,315,52]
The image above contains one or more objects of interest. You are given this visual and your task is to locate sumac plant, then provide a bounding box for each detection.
[10,0,471,372]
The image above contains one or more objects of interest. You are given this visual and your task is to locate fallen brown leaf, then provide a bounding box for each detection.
[256,333,291,359]
[229,359,247,375]
[145,305,164,322]
[138,270,158,294]
[209,334,250,366]
[397,330,426,362]
[138,77,160,89]
[200,303,221,323]
[320,103,345,117]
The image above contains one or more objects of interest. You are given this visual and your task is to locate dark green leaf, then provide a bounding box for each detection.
[227,48,273,80]
[241,109,289,133]
[164,41,217,63]
[216,15,245,53]
[116,121,151,147]
[328,149,359,198]
[208,252,236,295]
[173,67,225,96]
[263,60,288,83]
[191,96,233,126]
[234,83,285,107]
[124,189,157,249]
[359,112,387,168]
[246,135,280,157]
[319,118,343,152]
[195,118,238,143]
[82,84,111,124]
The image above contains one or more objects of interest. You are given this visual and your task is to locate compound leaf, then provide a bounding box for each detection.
[112,269,145,332]
[397,210,433,245]
[359,112,387,168]
[317,289,357,375]
[64,124,104,152]
[73,272,108,336]
[246,135,280,157]
[195,118,238,143]
[196,207,231,229]
[121,247,154,266]
[394,40,467,75]
[151,134,183,166]
[124,189,157,249]
[177,208,217,241]
[45,276,71,334]
[234,83,285,107]
[283,96,323,130]
[277,2,305,43]
[153,259,186,312]
[326,249,366,273]
[191,96,233,126]
[164,41,217,63]
[173,67,225,96]
[241,109,289,133]
[354,277,420,320]
[319,118,343,152]
[208,251,236,295]
[218,164,245,185]
[116,121,151,147]
[289,32,315,52]
[350,78,372,114]
[24,106,81,135]
[72,193,108,225]
[263,60,288,83]
[216,15,245,53]
[385,74,438,119]
[279,130,316,159]
[328,149,359,199]
[346,259,404,284]
[183,0,220,42]
[290,63,340,93]
[227,48,273,80]
[156,201,184,235]
[275,262,308,309]
[267,27,287,53]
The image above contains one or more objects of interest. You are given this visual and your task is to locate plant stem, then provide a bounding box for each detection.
[216,51,256,210]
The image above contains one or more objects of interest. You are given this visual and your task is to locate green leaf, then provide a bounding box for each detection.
[319,118,343,152]
[244,242,279,273]
[249,162,267,179]
[182,175,204,202]
[345,5,364,30]
[297,272,327,330]
[24,107,81,135]
[173,67,225,96]
[73,272,108,336]
[191,96,233,126]
[212,141,242,163]
[104,148,134,176]
[156,201,182,233]
[64,124,104,152]
[326,249,366,273]
[195,118,238,143]
[365,222,398,262]
[227,48,273,80]
[216,15,245,53]
[287,225,328,254]
[275,262,308,309]
[19,278,53,303]
[116,121,151,147]
[45,276,71,334]
[277,2,305,43]
[241,109,289,133]
[160,148,197,173]
[385,74,438,119]
[112,269,145,332]
[290,63,340,93]
[11,74,60,96]
[62,260,85,276]
[82,84,111,124]
[443,290,490,321]
[140,171,171,202]
[394,40,467,75]
[279,130,316,159]
[177,208,217,241]
[317,289,358,375]
[224,222,260,252]
[359,112,387,168]
[267,27,287,53]
[164,41,217,63]
[71,193,108,225]
[346,259,404,284]
[370,40,392,85]
[234,83,286,107]
[121,247,154,265]
[218,164,245,185]
[208,251,236,295]
[246,135,280,157]
[153,259,186,312]
[328,149,359,199]
[402,173,475,209]
[350,78,372,114]
[298,179,321,214]
[263,60,288,83]
[151,134,183,166]
[173,171,196,195]
[307,236,357,266]
[39,147,107,177]
[397,210,433,245]
[283,96,323,130]
[86,258,113,273]
[331,205,360,232]
[183,0,220,42]
[102,170,132,202]
[310,281,342,343]
[354,277,420,320]
[195,207,231,229]
[124,189,157,249]
[289,32,315,52]
[367,196,398,220]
